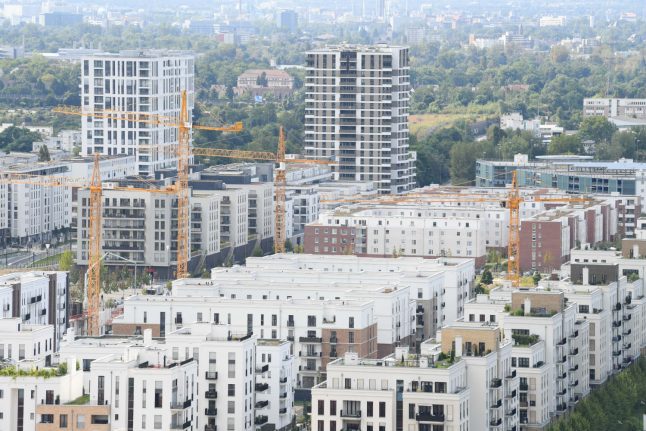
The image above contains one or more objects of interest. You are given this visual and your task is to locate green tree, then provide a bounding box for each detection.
[548,134,582,155]
[450,142,478,185]
[532,272,542,286]
[481,268,494,285]
[38,145,50,161]
[579,116,617,144]
[251,244,264,257]
[58,250,74,271]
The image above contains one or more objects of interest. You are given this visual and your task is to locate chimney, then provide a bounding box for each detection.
[524,298,531,314]
[143,328,152,346]
[582,267,589,285]
[455,336,463,357]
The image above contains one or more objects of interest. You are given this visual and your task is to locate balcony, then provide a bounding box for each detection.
[170,421,191,430]
[205,408,217,416]
[255,416,268,425]
[204,426,217,431]
[557,389,567,396]
[557,337,567,346]
[256,364,269,373]
[299,336,322,343]
[255,400,269,409]
[340,410,362,418]
[556,403,567,412]
[490,418,502,427]
[624,329,632,336]
[490,399,502,409]
[170,399,192,409]
[205,390,217,399]
[416,412,445,422]
[557,372,567,379]
[505,390,517,399]
[205,372,218,380]
[300,351,322,358]
[506,370,517,379]
[416,305,424,314]
[570,330,579,338]
[255,383,269,392]
[280,407,288,414]
[569,348,579,356]
[533,361,545,368]
[570,380,579,387]
[279,392,287,399]
[506,408,517,416]
[287,320,294,327]
[624,314,632,321]
[280,377,288,384]
[558,356,567,364]
[490,378,502,388]
[519,383,528,391]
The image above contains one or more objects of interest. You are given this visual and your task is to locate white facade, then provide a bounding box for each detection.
[164,324,255,431]
[0,271,68,350]
[0,318,55,367]
[1,161,72,244]
[81,51,195,176]
[305,45,416,194]
[256,339,295,431]
[67,154,137,180]
[88,342,198,431]
[312,349,470,431]
[0,357,83,431]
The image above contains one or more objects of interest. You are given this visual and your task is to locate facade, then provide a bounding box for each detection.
[256,339,295,431]
[312,349,470,431]
[277,10,298,32]
[236,69,294,100]
[1,357,84,431]
[80,51,195,176]
[0,161,72,245]
[0,319,55,367]
[583,98,646,119]
[304,44,416,194]
[0,271,68,350]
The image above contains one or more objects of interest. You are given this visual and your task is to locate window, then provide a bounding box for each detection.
[367,401,373,417]
[154,415,162,429]
[154,381,163,408]
[349,332,354,343]
[318,400,325,415]
[91,415,109,425]
[228,384,235,396]
[330,400,337,415]
[307,315,316,327]
[76,415,85,429]
[349,317,354,328]
[379,402,386,417]
[228,401,235,413]
[60,414,68,428]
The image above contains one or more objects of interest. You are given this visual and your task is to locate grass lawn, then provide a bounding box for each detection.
[30,253,62,267]
[410,113,493,136]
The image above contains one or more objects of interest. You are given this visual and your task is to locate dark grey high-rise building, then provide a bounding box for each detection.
[304,44,416,194]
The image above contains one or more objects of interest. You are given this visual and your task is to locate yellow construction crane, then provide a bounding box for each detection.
[193,126,334,253]
[54,90,243,278]
[1,154,174,335]
[322,171,591,286]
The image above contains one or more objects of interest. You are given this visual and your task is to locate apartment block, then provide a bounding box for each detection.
[256,339,295,431]
[164,324,255,431]
[81,50,195,176]
[111,295,376,389]
[304,44,416,194]
[311,349,469,431]
[0,319,55,367]
[1,161,72,245]
[244,253,475,339]
[433,322,519,431]
[0,271,68,351]
[0,357,84,431]
[583,98,646,119]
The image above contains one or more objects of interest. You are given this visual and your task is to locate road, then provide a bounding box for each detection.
[0,244,74,269]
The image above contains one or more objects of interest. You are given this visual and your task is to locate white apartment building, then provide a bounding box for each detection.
[583,98,646,119]
[80,50,195,176]
[312,349,470,431]
[538,16,566,27]
[1,161,72,245]
[111,295,377,389]
[304,44,416,194]
[0,319,55,367]
[256,339,295,431]
[164,324,255,431]
[88,343,198,431]
[0,357,84,431]
[67,154,137,180]
[501,290,590,417]
[0,271,68,351]
[247,253,475,339]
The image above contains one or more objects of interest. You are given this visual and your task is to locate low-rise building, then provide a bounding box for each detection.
[236,69,294,100]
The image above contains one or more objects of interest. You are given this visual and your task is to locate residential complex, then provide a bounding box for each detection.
[304,44,416,194]
[80,50,195,176]
[583,98,646,120]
